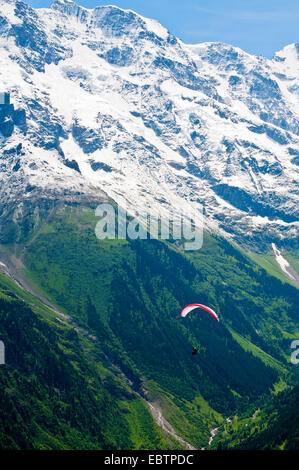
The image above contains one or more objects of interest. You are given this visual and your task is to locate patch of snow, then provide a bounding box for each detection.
[271,243,296,280]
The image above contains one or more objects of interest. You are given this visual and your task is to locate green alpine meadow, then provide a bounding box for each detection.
[0,201,298,450]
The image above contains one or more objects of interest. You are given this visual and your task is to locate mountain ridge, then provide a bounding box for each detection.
[0,0,298,250]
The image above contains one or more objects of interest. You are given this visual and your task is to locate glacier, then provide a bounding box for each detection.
[0,0,298,248]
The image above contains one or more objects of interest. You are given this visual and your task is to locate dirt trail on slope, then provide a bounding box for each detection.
[208,427,219,446]
[0,246,70,320]
[147,402,196,450]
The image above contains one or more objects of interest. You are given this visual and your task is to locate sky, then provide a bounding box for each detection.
[26,0,299,58]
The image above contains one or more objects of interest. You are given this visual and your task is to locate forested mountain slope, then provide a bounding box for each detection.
[0,201,297,449]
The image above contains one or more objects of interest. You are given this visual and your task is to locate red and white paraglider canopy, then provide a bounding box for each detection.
[181,304,219,322]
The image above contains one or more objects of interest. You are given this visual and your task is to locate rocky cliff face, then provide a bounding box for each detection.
[0,94,26,137]
[0,0,298,247]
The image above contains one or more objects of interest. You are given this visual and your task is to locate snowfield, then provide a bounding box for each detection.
[0,0,298,247]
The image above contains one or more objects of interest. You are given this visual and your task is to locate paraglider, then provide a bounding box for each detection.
[181,304,219,322]
[181,304,219,356]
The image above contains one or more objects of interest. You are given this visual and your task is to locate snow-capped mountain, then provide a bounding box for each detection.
[0,0,298,246]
